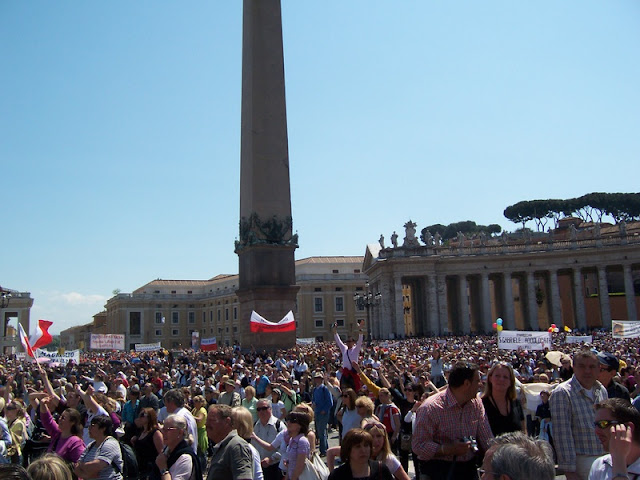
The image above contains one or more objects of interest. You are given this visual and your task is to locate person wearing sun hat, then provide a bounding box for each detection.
[597,351,630,401]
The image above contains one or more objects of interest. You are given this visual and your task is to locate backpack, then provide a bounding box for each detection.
[88,437,139,480]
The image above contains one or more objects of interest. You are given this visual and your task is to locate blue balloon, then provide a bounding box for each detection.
[496,318,503,326]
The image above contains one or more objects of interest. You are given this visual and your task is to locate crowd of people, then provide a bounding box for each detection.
[0,325,640,480]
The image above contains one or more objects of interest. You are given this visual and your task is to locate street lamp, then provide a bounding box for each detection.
[353,283,381,342]
[0,286,11,309]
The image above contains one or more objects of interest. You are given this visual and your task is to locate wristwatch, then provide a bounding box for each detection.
[160,469,169,476]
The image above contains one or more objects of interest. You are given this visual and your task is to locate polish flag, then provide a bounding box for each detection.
[30,320,53,350]
[201,337,218,351]
[18,323,36,358]
[250,310,296,333]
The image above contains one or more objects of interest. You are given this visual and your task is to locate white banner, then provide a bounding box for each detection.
[498,330,552,350]
[566,335,593,344]
[191,331,199,349]
[612,321,640,339]
[36,349,80,364]
[135,342,162,352]
[296,338,315,345]
[90,334,125,350]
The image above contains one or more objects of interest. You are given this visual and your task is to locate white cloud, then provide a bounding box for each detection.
[59,292,107,306]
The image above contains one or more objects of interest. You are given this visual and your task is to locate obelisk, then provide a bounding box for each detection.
[235,0,299,350]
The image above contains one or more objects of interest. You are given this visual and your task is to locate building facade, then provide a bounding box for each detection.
[98,257,367,351]
[0,290,33,354]
[364,220,640,338]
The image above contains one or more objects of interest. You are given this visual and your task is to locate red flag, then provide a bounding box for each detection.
[250,311,296,333]
[19,323,36,358]
[201,337,218,351]
[30,320,53,350]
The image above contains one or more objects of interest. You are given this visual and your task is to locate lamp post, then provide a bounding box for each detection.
[353,283,381,342]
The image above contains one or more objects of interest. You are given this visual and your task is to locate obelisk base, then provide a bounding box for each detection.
[237,285,300,351]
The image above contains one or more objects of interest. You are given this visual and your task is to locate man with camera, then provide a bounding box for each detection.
[412,362,493,480]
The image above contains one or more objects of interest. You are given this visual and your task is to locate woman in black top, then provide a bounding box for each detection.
[131,408,164,480]
[481,362,525,436]
[328,429,393,480]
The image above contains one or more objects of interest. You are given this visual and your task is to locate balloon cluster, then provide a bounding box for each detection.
[547,323,560,333]
[492,318,504,332]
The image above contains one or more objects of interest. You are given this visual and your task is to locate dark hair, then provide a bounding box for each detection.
[596,398,640,443]
[0,464,31,480]
[448,362,479,389]
[342,389,357,410]
[286,411,310,435]
[90,415,113,436]
[64,408,83,437]
[164,388,185,408]
[340,428,373,463]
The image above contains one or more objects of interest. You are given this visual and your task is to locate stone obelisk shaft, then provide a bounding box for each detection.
[236,0,298,350]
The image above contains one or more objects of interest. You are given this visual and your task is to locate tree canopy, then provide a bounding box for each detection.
[420,221,501,242]
[503,193,640,231]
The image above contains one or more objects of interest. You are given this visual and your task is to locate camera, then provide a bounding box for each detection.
[462,436,479,453]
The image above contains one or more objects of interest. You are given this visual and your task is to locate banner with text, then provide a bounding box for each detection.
[135,342,162,352]
[90,334,125,350]
[613,321,640,339]
[566,335,593,344]
[36,349,80,364]
[296,338,315,345]
[498,330,552,350]
[201,337,217,351]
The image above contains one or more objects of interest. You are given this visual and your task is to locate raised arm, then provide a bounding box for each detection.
[76,384,101,414]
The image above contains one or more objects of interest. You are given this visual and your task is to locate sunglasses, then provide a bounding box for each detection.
[139,413,148,418]
[5,405,17,411]
[257,407,270,412]
[594,420,620,429]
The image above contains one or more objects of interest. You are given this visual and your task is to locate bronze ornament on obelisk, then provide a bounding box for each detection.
[235,0,299,350]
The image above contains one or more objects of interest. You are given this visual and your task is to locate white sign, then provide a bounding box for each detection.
[90,334,125,350]
[612,321,640,339]
[498,330,552,351]
[566,335,593,344]
[135,342,162,352]
[296,338,315,345]
[36,349,80,364]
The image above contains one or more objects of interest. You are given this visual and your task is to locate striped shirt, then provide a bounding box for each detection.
[550,375,607,472]
[412,388,493,463]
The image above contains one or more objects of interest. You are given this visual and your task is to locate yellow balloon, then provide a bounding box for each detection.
[497,325,503,332]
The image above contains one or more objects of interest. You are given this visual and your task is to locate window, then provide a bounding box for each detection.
[225,309,229,321]
[335,287,343,292]
[314,297,323,313]
[335,297,344,312]
[202,312,206,324]
[155,312,163,324]
[188,291,192,295]
[354,269,361,273]
[171,291,176,295]
[156,304,162,308]
[172,329,179,336]
[314,287,322,292]
[218,328,223,334]
[172,311,179,324]
[357,302,365,312]
[337,318,345,327]
[233,307,237,320]
[188,312,195,324]
[129,312,141,335]
[233,326,238,333]
[218,310,221,322]
[333,269,339,274]
[209,311,213,322]
[155,329,162,336]
[315,319,324,328]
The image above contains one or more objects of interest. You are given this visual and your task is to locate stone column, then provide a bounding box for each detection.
[597,266,612,329]
[548,269,563,328]
[624,264,638,321]
[480,272,492,333]
[379,277,395,339]
[573,268,587,331]
[426,275,440,335]
[526,271,538,330]
[458,275,470,334]
[502,272,515,330]
[394,276,406,339]
[437,275,448,334]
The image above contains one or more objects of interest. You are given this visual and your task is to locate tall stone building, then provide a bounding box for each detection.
[0,289,33,354]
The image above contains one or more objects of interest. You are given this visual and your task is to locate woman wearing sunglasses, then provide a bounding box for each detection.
[132,408,163,480]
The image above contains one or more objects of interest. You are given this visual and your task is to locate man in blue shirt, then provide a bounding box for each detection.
[312,371,333,456]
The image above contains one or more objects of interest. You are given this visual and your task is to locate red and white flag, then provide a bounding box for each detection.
[30,320,53,350]
[18,323,36,358]
[201,337,218,351]
[250,310,296,333]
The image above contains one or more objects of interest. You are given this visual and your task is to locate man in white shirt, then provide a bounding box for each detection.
[251,399,286,480]
[164,388,198,454]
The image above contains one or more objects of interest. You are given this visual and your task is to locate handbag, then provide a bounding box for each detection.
[400,433,412,451]
[299,452,329,480]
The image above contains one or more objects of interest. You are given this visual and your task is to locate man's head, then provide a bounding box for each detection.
[313,372,323,383]
[448,362,480,403]
[594,398,640,450]
[597,351,620,387]
[346,337,356,348]
[572,349,600,389]
[163,388,185,413]
[207,404,233,444]
[256,399,272,425]
[479,431,555,480]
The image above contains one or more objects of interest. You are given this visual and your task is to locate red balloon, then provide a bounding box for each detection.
[493,322,498,329]
[548,327,553,333]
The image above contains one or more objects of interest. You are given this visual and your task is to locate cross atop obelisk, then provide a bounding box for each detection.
[235,0,299,350]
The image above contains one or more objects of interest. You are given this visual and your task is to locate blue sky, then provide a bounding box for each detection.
[2,1,639,334]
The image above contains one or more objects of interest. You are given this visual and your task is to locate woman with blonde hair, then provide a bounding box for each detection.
[5,399,28,464]
[231,407,264,480]
[481,361,525,436]
[242,386,258,422]
[354,396,377,426]
[27,453,73,480]
[191,395,208,470]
